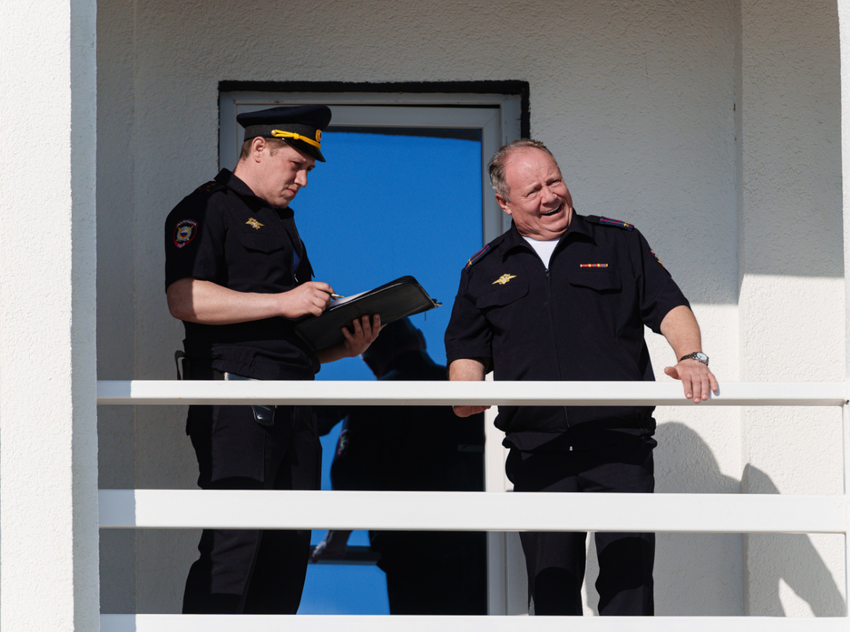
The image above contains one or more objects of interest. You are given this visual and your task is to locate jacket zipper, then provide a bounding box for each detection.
[544,266,572,443]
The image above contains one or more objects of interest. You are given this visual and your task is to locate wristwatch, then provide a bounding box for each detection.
[679,351,709,366]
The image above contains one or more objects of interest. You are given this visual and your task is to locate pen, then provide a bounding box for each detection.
[330,293,345,299]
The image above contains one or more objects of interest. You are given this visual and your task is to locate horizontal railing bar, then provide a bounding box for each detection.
[97,380,847,407]
[98,490,848,534]
[100,614,847,631]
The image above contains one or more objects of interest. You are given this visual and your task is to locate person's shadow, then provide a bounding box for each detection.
[740,463,845,616]
[582,422,844,616]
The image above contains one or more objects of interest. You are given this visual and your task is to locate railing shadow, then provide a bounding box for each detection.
[583,421,844,616]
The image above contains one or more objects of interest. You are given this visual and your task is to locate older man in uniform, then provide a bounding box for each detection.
[445,139,717,616]
[164,105,381,614]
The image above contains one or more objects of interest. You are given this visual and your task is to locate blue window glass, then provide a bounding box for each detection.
[294,130,483,615]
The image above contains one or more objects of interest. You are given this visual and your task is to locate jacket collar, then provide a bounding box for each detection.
[499,209,594,259]
[215,168,295,218]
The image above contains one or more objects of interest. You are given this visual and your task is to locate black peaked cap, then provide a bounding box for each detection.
[237,105,332,162]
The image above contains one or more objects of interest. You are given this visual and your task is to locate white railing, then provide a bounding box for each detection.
[97,380,850,631]
[97,380,846,407]
[97,613,849,631]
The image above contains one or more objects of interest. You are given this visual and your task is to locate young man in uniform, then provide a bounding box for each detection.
[164,105,381,614]
[445,139,718,616]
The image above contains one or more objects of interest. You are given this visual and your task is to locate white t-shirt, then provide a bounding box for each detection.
[523,236,560,268]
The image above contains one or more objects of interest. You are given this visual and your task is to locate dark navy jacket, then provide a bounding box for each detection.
[330,350,484,493]
[164,169,318,380]
[444,212,689,451]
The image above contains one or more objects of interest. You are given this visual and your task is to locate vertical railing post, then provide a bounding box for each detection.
[484,405,508,615]
[840,386,850,617]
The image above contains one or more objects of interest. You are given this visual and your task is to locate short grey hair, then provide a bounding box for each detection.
[488,139,559,200]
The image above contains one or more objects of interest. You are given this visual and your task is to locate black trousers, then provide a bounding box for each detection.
[372,531,488,615]
[183,404,321,614]
[506,436,656,616]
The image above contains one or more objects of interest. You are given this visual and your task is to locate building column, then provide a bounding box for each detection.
[739,0,845,616]
[839,0,850,615]
[0,0,99,629]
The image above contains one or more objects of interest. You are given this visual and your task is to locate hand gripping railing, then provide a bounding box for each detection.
[97,380,850,631]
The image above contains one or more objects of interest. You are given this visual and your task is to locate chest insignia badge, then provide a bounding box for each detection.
[579,263,609,268]
[246,218,264,230]
[493,273,517,285]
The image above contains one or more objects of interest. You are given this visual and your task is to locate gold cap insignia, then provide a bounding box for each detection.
[493,274,517,285]
[246,218,264,230]
[316,129,322,143]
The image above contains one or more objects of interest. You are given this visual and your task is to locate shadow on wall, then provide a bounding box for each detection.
[583,422,844,616]
[742,463,845,617]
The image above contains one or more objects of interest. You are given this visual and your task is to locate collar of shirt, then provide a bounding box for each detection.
[499,209,594,260]
[214,168,295,219]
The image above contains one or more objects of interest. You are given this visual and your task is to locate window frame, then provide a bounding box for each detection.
[220,90,522,241]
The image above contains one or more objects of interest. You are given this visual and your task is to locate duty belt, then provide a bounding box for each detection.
[174,351,274,426]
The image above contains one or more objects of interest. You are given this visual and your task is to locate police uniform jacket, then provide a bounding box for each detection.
[444,212,689,452]
[330,350,485,572]
[164,169,318,380]
[330,350,484,493]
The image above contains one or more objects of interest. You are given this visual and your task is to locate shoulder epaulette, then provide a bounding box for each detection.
[464,244,491,269]
[194,180,225,195]
[587,215,635,231]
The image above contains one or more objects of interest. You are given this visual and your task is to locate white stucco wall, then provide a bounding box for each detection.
[93,0,844,617]
[739,0,845,617]
[97,0,139,613]
[1,0,100,629]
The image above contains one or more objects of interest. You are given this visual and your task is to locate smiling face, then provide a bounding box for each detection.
[495,147,573,240]
[235,137,316,209]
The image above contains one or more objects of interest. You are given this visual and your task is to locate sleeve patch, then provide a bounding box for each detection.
[173,219,198,248]
[650,248,667,271]
[336,428,349,456]
[598,216,634,231]
[464,244,491,269]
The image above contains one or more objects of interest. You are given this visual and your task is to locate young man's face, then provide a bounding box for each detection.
[254,141,316,209]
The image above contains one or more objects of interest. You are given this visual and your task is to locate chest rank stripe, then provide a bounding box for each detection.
[465,244,490,269]
[580,263,609,268]
[599,216,634,231]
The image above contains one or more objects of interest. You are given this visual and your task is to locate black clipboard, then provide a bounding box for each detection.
[295,276,441,351]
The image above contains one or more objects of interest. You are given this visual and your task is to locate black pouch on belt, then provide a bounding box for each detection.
[224,372,275,427]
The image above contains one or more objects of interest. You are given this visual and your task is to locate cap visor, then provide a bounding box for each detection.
[281,138,326,162]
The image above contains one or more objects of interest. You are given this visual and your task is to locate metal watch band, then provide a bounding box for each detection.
[679,351,709,366]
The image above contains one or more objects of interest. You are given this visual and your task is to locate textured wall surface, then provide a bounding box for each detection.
[739,0,845,617]
[93,0,844,617]
[0,0,100,628]
[97,0,140,614]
